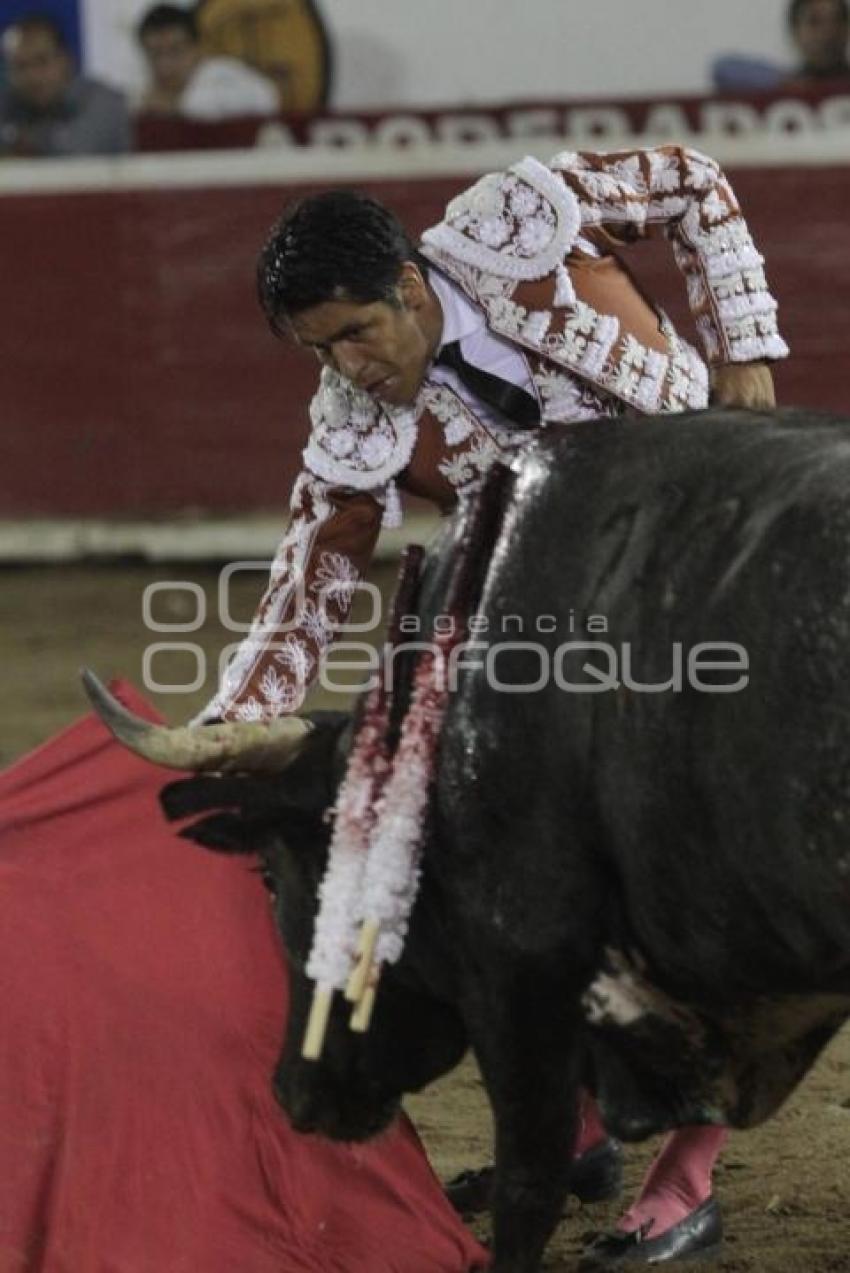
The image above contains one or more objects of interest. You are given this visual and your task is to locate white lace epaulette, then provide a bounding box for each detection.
[420,155,581,283]
[302,368,419,491]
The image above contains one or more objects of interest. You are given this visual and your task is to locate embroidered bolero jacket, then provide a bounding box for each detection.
[200,144,789,723]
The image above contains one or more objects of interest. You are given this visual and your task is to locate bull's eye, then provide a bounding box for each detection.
[254,861,278,899]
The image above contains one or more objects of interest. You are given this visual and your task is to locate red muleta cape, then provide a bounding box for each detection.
[0,683,487,1273]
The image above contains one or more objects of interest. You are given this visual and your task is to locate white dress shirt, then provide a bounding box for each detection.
[181,58,279,121]
[427,252,613,430]
[427,269,536,432]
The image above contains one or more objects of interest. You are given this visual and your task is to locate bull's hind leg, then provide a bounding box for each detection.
[466,956,583,1273]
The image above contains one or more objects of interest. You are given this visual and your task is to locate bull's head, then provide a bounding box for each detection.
[82,673,468,1143]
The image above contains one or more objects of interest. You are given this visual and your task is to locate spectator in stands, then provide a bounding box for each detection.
[137,4,280,119]
[0,15,131,157]
[787,0,850,81]
[712,0,849,91]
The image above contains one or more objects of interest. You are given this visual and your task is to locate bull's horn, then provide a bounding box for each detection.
[81,669,313,773]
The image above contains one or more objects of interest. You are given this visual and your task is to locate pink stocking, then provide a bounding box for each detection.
[618,1125,728,1238]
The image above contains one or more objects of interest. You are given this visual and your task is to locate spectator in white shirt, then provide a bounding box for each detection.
[136,4,279,120]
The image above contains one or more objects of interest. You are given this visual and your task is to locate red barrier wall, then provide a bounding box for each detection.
[2,163,847,517]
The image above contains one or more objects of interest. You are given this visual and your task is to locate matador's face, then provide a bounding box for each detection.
[288,263,443,408]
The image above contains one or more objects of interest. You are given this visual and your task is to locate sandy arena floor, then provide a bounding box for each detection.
[3,564,850,1272]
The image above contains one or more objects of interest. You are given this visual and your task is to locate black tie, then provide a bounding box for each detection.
[435,341,540,430]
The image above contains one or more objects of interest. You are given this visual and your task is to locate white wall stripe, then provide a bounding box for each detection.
[1,128,849,199]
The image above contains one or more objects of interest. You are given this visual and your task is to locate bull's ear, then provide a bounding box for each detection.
[177,811,262,855]
[160,774,274,821]
[160,774,284,855]
[160,711,351,856]
[163,778,327,857]
[159,713,349,818]
[275,709,353,812]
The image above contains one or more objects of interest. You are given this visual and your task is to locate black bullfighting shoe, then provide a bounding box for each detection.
[577,1197,723,1268]
[444,1138,624,1217]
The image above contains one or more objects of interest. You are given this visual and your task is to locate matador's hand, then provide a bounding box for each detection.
[711,361,777,410]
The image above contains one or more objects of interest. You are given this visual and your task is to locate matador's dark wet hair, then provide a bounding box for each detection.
[788,0,848,27]
[257,190,415,335]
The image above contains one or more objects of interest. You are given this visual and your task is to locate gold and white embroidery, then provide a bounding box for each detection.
[547,145,788,368]
[256,665,303,716]
[295,597,335,649]
[432,257,518,309]
[195,473,348,724]
[544,305,622,384]
[672,214,786,364]
[312,550,359,609]
[533,367,621,423]
[437,433,501,491]
[662,325,711,410]
[421,155,582,282]
[422,146,785,410]
[304,369,420,495]
[195,474,330,722]
[425,384,477,446]
[274,633,315,684]
[424,382,527,456]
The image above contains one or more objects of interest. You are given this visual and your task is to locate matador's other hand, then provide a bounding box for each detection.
[711,361,777,410]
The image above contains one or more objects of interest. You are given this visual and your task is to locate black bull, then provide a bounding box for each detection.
[162,409,850,1273]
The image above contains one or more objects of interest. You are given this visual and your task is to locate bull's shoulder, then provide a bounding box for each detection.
[521,408,850,499]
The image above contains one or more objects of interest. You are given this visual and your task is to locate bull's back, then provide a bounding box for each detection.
[437,408,850,997]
